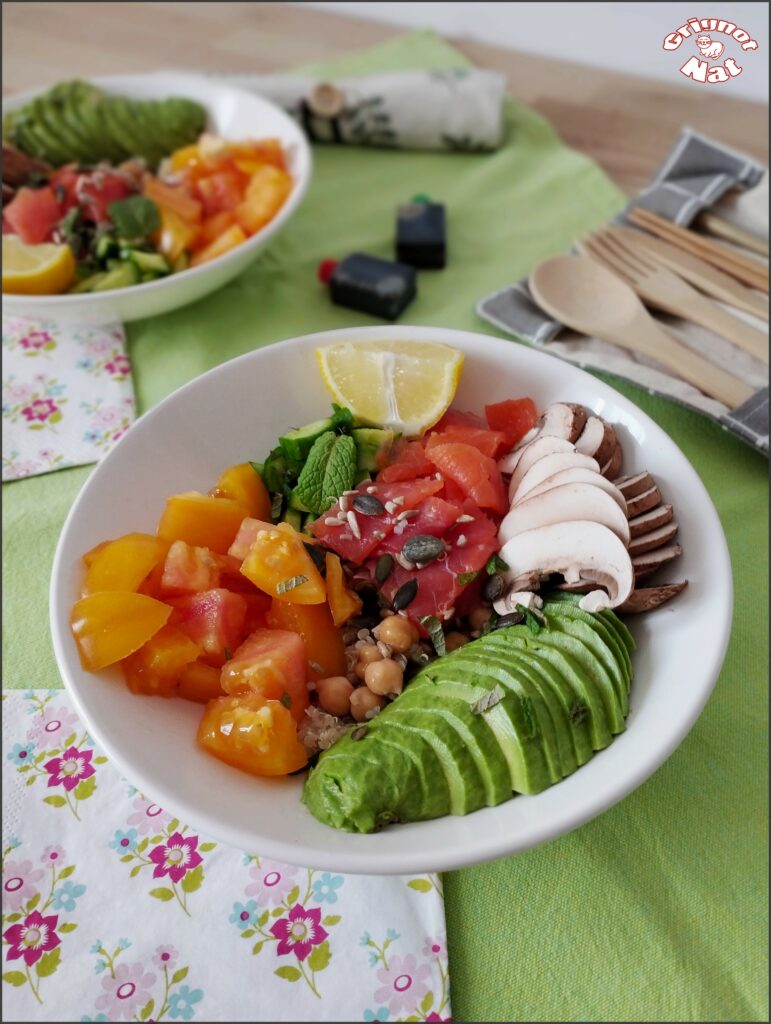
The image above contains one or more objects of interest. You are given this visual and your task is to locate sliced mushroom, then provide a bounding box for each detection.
[499,482,630,546]
[627,503,673,537]
[632,543,683,579]
[504,435,576,492]
[493,589,544,616]
[614,471,655,499]
[498,520,634,612]
[625,484,662,519]
[505,402,588,459]
[628,521,679,555]
[620,581,688,612]
[511,451,600,504]
[524,467,628,515]
[575,416,617,468]
[600,442,623,480]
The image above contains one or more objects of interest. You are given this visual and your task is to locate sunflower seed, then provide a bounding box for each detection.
[339,495,350,513]
[346,510,361,540]
[455,534,467,547]
[456,513,474,524]
[395,552,416,571]
[353,494,386,516]
[324,516,344,526]
[392,578,418,610]
[392,496,405,506]
[384,501,398,514]
[402,534,445,565]
[366,486,378,494]
[396,508,419,521]
[376,641,392,658]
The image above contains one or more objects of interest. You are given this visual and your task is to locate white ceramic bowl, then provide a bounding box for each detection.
[50,326,732,873]
[2,71,312,324]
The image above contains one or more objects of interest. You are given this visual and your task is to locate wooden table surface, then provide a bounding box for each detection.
[3,1,768,196]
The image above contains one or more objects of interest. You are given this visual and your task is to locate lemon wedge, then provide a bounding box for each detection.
[316,340,464,436]
[2,236,76,295]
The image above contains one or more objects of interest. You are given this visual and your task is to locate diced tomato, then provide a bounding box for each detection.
[122,625,200,698]
[210,463,272,521]
[310,477,443,564]
[425,424,510,460]
[439,477,469,505]
[189,224,247,267]
[374,497,462,556]
[197,694,307,777]
[234,165,292,234]
[231,138,287,172]
[426,443,507,514]
[228,517,275,560]
[241,524,326,605]
[50,166,134,224]
[242,592,271,633]
[4,186,62,244]
[220,628,309,723]
[193,211,236,252]
[167,589,247,667]
[71,592,172,671]
[433,408,487,431]
[370,505,498,625]
[160,540,220,597]
[144,177,202,222]
[485,398,539,446]
[377,441,433,483]
[195,171,245,217]
[82,532,169,596]
[266,599,347,681]
[324,552,363,626]
[178,661,224,703]
[157,491,249,554]
[156,205,200,263]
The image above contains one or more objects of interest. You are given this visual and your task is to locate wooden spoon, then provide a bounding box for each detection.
[529,254,754,409]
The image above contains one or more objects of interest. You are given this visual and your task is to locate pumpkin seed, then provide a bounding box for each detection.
[392,578,418,611]
[402,534,445,565]
[482,574,505,602]
[304,542,327,576]
[375,554,393,584]
[492,611,524,629]
[353,494,386,516]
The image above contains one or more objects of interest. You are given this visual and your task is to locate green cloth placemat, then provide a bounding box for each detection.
[3,29,767,1023]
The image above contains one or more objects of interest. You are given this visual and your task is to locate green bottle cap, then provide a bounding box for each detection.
[410,193,432,204]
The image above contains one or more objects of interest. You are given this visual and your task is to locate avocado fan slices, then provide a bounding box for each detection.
[302,597,635,833]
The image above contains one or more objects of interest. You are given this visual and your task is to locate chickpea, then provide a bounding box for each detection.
[364,657,404,696]
[354,644,383,680]
[445,631,469,652]
[350,686,387,722]
[469,606,492,632]
[316,676,354,717]
[375,615,419,653]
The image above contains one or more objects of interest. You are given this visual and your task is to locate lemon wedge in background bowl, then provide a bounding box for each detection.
[316,340,464,436]
[2,236,76,295]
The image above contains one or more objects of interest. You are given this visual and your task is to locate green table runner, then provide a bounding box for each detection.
[3,30,767,1023]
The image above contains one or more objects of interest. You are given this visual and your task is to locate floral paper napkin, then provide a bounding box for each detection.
[2,318,135,482]
[2,690,451,1023]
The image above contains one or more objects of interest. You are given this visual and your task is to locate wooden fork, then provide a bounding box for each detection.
[579,230,769,365]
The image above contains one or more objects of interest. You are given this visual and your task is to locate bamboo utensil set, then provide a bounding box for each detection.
[530,206,769,409]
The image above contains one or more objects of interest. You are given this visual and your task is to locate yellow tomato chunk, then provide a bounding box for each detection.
[71,592,172,671]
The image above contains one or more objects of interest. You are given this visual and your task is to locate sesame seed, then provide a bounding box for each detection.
[396,508,419,521]
[384,501,397,514]
[435,473,443,481]
[395,552,415,570]
[366,486,377,494]
[376,641,392,658]
[357,629,372,641]
[324,516,343,526]
[346,510,361,540]
[393,496,405,506]
[443,608,455,621]
[456,534,467,547]
[456,514,474,524]
[344,489,358,496]
[393,520,407,535]
[372,530,386,540]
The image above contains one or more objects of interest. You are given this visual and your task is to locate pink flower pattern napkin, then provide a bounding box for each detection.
[1,690,451,1023]
[2,318,135,482]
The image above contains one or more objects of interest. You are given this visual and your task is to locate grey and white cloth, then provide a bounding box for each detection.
[477,129,769,455]
[219,68,506,152]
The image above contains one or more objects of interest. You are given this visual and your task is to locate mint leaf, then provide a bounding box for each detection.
[294,431,356,515]
[330,403,355,433]
[108,196,160,240]
[457,570,478,586]
[486,553,508,575]
[515,603,543,635]
[420,615,446,657]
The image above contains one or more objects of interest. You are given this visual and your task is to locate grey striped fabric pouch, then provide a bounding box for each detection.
[477,128,769,455]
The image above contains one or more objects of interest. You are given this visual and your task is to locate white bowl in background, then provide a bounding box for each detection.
[50,326,732,873]
[2,71,312,323]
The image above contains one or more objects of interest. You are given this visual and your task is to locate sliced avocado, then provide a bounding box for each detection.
[546,594,634,687]
[352,427,396,471]
[428,650,559,789]
[155,97,207,150]
[71,84,129,163]
[544,604,630,713]
[477,640,577,779]
[69,271,108,293]
[389,688,512,807]
[365,719,452,821]
[31,93,90,164]
[480,635,587,772]
[101,97,153,164]
[10,115,52,162]
[91,261,140,291]
[279,417,336,463]
[47,82,101,163]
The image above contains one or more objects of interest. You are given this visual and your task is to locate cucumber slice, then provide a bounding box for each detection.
[91,261,140,291]
[129,250,170,275]
[279,417,336,462]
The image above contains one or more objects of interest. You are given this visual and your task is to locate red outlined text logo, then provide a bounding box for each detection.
[663,16,759,83]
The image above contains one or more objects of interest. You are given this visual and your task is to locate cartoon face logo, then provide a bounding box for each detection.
[696,34,725,58]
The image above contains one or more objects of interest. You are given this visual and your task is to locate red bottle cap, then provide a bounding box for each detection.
[317,259,339,285]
